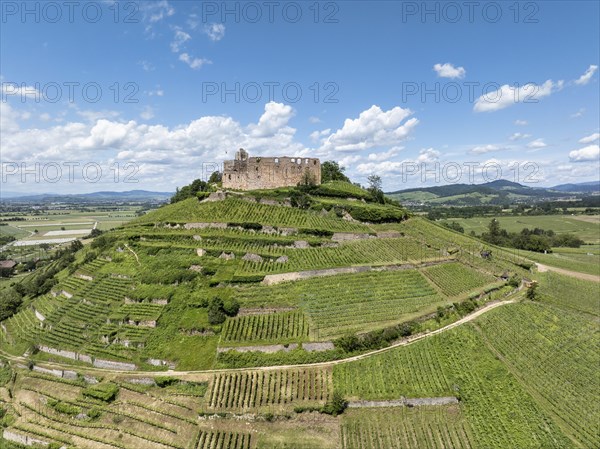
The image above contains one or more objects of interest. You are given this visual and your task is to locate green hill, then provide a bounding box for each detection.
[0,181,596,449]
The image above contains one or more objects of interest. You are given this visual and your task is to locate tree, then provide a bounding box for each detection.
[208,171,222,184]
[321,391,348,416]
[321,161,350,183]
[0,288,23,321]
[208,297,226,324]
[367,174,385,204]
[525,282,539,301]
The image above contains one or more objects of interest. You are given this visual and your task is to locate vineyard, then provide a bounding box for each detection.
[207,367,332,411]
[341,406,476,449]
[422,262,497,297]
[135,197,371,232]
[221,310,310,344]
[235,269,446,338]
[476,302,600,448]
[537,271,600,316]
[333,323,575,448]
[195,430,252,449]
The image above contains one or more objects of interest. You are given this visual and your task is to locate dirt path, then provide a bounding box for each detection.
[0,299,516,378]
[124,243,140,265]
[536,263,600,282]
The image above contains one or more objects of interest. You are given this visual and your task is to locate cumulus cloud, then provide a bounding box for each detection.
[141,0,175,23]
[569,144,600,162]
[515,119,528,126]
[171,28,191,52]
[320,105,418,152]
[527,139,547,149]
[179,53,211,69]
[433,63,466,79]
[309,128,331,143]
[474,80,563,112]
[579,132,600,144]
[204,23,225,41]
[574,65,598,85]
[509,132,531,141]
[140,106,155,120]
[248,102,295,138]
[367,147,403,161]
[469,144,507,155]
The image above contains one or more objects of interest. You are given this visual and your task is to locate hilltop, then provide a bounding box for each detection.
[1,180,597,449]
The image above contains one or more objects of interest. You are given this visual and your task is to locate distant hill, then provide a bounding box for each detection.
[1,190,173,202]
[386,180,582,206]
[549,181,600,193]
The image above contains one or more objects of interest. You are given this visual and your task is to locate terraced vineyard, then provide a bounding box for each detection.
[423,262,497,297]
[207,368,331,411]
[476,302,600,447]
[221,310,309,344]
[136,197,371,232]
[341,406,476,449]
[2,181,595,449]
[235,269,445,337]
[334,323,575,448]
[537,271,600,315]
[195,430,252,449]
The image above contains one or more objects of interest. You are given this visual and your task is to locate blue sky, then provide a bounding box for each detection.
[1,0,599,194]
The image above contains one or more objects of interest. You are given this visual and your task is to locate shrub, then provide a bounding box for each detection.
[223,297,240,316]
[82,383,119,402]
[208,297,227,325]
[155,376,179,388]
[321,391,348,416]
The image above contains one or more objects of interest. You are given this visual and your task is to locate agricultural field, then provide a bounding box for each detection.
[1,183,596,448]
[422,262,497,297]
[206,367,332,412]
[537,271,600,315]
[341,406,476,449]
[442,214,600,243]
[523,246,600,276]
[334,301,598,448]
[235,269,448,338]
[221,310,310,345]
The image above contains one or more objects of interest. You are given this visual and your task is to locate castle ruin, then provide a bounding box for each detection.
[222,149,321,190]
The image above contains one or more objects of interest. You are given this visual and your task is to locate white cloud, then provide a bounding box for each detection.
[416,148,440,163]
[140,107,155,120]
[320,105,418,152]
[569,144,600,162]
[309,128,331,143]
[470,144,507,155]
[433,63,466,79]
[571,108,585,118]
[171,29,191,52]
[248,102,295,138]
[148,89,164,97]
[204,23,225,41]
[368,147,403,161]
[574,65,598,86]
[139,60,155,72]
[514,119,528,126]
[579,132,600,144]
[141,0,174,23]
[527,138,547,149]
[40,113,51,122]
[509,132,531,141]
[473,80,563,112]
[308,116,321,124]
[179,53,211,69]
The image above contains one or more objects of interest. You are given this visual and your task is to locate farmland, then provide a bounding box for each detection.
[341,406,475,449]
[1,181,597,448]
[441,214,600,244]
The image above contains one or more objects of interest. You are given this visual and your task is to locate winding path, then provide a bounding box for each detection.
[536,263,600,282]
[0,299,517,378]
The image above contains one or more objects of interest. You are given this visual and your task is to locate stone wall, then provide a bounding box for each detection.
[223,149,321,190]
